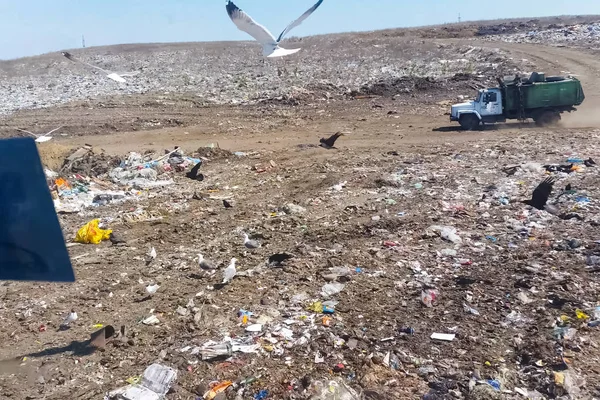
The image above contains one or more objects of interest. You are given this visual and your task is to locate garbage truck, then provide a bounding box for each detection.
[450,72,585,130]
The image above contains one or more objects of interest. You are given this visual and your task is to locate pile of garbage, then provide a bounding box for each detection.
[0,35,528,116]
[47,146,202,213]
[482,22,600,49]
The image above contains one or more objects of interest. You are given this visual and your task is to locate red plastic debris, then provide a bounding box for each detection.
[333,363,345,373]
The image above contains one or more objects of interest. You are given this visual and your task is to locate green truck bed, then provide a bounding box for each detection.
[501,73,585,113]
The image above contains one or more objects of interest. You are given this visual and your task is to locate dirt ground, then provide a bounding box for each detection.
[1,33,600,400]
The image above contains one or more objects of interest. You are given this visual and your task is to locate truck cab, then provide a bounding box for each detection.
[450,88,504,130]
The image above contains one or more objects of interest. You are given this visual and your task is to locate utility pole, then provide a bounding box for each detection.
[82,35,86,48]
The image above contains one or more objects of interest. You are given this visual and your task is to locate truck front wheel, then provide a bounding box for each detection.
[459,114,480,131]
[535,111,561,127]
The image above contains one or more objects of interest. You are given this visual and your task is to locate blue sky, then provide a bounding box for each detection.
[0,0,599,60]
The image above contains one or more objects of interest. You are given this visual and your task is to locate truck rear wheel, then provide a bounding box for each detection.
[459,114,480,131]
[535,111,561,127]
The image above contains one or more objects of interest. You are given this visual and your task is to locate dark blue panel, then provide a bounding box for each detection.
[0,138,74,282]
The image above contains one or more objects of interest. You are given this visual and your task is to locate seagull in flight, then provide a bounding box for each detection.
[226,0,324,58]
[61,51,138,83]
[17,126,63,143]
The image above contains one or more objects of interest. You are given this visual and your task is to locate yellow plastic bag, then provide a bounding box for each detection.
[576,309,590,320]
[74,219,112,244]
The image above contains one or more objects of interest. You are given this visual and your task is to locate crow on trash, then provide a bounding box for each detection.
[268,253,294,267]
[186,161,204,181]
[522,177,556,210]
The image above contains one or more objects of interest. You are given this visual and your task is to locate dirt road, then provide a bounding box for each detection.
[454,40,600,128]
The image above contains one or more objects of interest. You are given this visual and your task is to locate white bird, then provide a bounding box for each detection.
[198,253,217,270]
[146,247,157,265]
[331,181,347,192]
[146,284,160,295]
[226,0,324,58]
[243,233,261,249]
[222,258,238,284]
[17,126,63,143]
[61,51,139,83]
[60,309,78,327]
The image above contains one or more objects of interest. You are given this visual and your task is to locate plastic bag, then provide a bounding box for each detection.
[74,219,112,244]
[440,226,462,244]
[321,283,345,298]
[310,380,360,400]
[421,289,439,308]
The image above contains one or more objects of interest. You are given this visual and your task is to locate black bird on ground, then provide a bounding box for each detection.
[186,161,204,181]
[109,232,126,245]
[268,253,294,267]
[223,199,233,208]
[522,177,556,210]
[502,165,520,176]
[319,132,345,149]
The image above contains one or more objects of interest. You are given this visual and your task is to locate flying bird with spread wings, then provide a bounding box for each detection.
[61,51,139,83]
[522,177,556,210]
[17,126,63,143]
[226,0,324,58]
[320,132,345,149]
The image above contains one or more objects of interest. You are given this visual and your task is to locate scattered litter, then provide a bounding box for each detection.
[321,282,345,298]
[421,289,439,308]
[74,219,112,244]
[145,284,160,295]
[463,302,480,315]
[431,333,456,341]
[106,363,177,400]
[310,379,360,399]
[203,381,233,400]
[246,324,263,332]
[142,315,160,326]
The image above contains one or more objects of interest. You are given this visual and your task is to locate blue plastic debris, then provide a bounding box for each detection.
[254,390,269,400]
[323,305,335,314]
[567,157,583,163]
[486,379,501,391]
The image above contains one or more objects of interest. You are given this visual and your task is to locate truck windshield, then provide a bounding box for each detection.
[475,91,482,102]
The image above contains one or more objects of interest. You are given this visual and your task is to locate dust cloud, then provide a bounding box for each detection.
[563,106,600,128]
[562,85,600,128]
